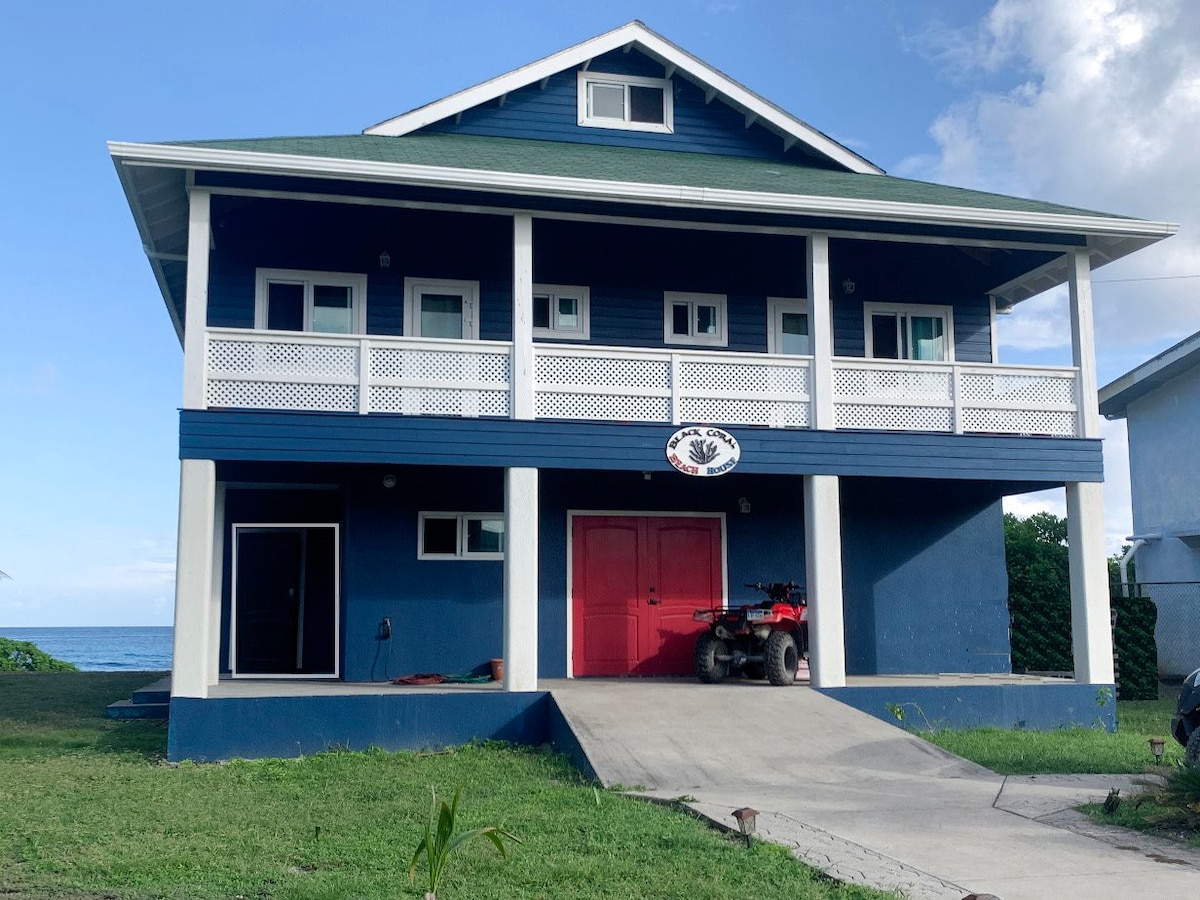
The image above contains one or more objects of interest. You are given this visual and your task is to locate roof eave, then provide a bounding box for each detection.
[1098,332,1200,418]
[362,20,884,176]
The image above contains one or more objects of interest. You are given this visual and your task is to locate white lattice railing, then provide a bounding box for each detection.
[203,328,1079,436]
[205,329,512,417]
[832,359,1080,437]
[534,345,812,428]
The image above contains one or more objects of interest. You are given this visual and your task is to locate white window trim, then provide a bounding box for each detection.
[766,297,812,356]
[532,283,590,341]
[577,71,674,134]
[417,512,505,561]
[863,302,956,362]
[663,291,728,348]
[404,278,481,340]
[254,268,367,334]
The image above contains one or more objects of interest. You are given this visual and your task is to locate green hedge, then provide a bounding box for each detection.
[1008,596,1158,701]
[0,638,77,672]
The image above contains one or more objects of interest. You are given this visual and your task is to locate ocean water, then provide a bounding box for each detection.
[0,626,173,672]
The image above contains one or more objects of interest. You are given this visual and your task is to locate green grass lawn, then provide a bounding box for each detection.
[0,672,888,900]
[918,690,1184,775]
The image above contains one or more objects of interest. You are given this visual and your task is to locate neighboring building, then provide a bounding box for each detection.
[1100,332,1200,678]
[111,22,1175,760]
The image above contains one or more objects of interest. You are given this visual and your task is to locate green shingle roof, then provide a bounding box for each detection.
[170,132,1128,221]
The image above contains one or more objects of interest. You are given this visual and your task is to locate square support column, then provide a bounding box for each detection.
[1068,249,1101,439]
[806,233,835,430]
[182,188,211,411]
[205,482,225,686]
[173,458,216,699]
[511,213,535,420]
[804,473,846,687]
[503,467,539,691]
[1066,481,1115,683]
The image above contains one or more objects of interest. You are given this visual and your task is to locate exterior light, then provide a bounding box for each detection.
[379,250,391,269]
[841,278,855,295]
[1149,737,1166,763]
[732,807,758,848]
[738,497,751,514]
[382,474,397,489]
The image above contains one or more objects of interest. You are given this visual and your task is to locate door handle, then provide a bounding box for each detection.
[648,597,661,605]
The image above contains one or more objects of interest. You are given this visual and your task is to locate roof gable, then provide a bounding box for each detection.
[1098,329,1200,419]
[364,21,881,175]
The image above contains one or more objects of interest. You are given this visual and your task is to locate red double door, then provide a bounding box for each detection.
[571,515,723,676]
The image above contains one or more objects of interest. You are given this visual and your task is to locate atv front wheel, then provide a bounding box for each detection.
[765,630,798,686]
[695,633,730,683]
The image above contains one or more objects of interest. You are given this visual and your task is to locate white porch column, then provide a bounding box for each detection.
[512,214,535,420]
[1068,249,1101,439]
[503,467,539,691]
[804,473,846,687]
[806,233,835,429]
[182,188,212,410]
[204,482,226,686]
[1066,481,1115,683]
[173,459,216,698]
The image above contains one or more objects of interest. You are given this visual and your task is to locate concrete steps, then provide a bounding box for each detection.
[106,675,171,720]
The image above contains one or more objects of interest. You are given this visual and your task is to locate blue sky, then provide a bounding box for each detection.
[2,0,1197,625]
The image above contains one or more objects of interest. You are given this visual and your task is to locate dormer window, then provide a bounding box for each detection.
[578,72,673,133]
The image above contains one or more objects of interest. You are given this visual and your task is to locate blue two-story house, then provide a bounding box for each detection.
[112,22,1175,760]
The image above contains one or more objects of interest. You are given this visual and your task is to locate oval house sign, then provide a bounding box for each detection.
[665,426,740,477]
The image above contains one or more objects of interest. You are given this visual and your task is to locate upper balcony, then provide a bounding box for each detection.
[203,328,1083,438]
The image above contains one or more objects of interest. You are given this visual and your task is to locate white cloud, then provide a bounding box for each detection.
[902,0,1200,351]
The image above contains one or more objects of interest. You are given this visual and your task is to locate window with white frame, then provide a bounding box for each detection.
[418,513,505,560]
[664,292,727,347]
[767,298,811,355]
[404,278,480,340]
[577,71,673,133]
[863,303,954,362]
[255,269,367,334]
[532,284,590,340]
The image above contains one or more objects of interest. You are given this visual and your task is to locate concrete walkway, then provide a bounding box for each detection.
[548,678,1200,899]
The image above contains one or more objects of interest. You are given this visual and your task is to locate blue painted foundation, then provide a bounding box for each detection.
[168,692,552,762]
[817,682,1118,733]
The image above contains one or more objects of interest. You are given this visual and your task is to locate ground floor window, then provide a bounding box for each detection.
[418,512,505,559]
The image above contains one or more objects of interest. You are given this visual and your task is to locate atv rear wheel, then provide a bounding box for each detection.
[765,630,798,686]
[695,633,730,683]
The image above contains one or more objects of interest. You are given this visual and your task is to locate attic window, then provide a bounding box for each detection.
[578,72,673,133]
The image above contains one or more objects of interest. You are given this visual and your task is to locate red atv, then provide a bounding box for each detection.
[693,582,808,686]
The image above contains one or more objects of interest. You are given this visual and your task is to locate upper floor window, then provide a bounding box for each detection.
[864,303,954,362]
[767,298,810,355]
[404,278,480,340]
[533,284,590,340]
[577,72,673,133]
[255,269,367,334]
[664,291,727,347]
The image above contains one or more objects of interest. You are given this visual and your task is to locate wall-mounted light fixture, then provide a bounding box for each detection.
[382,473,397,489]
[841,278,856,295]
[642,471,652,481]
[379,250,391,270]
[738,497,751,514]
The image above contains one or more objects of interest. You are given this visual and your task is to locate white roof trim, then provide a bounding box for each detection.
[1099,330,1200,416]
[362,20,883,176]
[108,141,1178,244]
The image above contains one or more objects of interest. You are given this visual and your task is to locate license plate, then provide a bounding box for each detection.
[746,609,768,621]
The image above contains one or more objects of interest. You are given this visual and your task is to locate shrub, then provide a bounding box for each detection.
[0,638,77,672]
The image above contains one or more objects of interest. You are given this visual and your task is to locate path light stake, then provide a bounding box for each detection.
[1149,737,1166,764]
[732,807,758,849]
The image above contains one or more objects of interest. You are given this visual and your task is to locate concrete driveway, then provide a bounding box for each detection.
[548,678,1200,899]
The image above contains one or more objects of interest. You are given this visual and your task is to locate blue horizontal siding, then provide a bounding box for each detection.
[422,48,811,162]
[180,409,1104,483]
[831,294,993,362]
